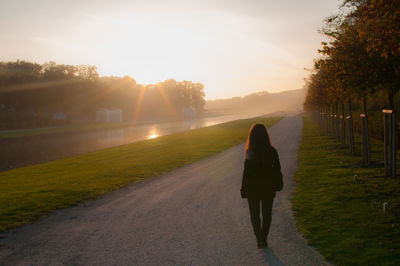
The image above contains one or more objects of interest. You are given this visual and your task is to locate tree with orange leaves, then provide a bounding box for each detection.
[344,0,400,109]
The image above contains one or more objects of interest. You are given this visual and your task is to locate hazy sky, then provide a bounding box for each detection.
[0,0,339,99]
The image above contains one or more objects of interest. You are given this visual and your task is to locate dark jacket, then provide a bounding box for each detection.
[240,147,283,199]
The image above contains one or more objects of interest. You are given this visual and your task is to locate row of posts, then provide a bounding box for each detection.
[319,112,354,154]
[318,110,396,177]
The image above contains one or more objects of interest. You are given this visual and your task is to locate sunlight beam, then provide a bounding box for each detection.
[132,86,146,124]
[156,83,178,116]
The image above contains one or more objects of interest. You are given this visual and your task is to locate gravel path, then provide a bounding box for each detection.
[0,116,331,265]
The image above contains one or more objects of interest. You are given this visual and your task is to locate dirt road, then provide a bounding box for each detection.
[0,116,330,265]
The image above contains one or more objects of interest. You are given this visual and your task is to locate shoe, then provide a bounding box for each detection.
[261,231,267,243]
[257,240,267,249]
[257,237,267,249]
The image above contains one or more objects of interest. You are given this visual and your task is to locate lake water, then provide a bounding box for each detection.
[1,111,273,172]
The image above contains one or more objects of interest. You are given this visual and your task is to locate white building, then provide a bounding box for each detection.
[53,112,67,120]
[96,108,123,122]
[183,107,196,117]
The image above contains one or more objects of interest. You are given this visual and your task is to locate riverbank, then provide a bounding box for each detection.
[0,121,132,140]
[292,116,400,265]
[1,111,276,172]
[0,109,231,140]
[0,116,281,232]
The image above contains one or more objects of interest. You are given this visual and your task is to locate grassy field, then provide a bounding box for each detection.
[293,116,400,265]
[0,116,281,232]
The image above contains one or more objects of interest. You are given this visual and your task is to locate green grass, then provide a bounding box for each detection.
[0,116,281,232]
[293,116,400,266]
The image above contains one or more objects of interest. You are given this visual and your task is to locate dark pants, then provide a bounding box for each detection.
[247,195,275,241]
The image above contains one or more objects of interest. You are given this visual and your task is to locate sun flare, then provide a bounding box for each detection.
[147,129,159,139]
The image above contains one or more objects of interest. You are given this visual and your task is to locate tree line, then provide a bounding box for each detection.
[304,0,399,172]
[206,89,305,114]
[305,0,399,112]
[0,61,205,129]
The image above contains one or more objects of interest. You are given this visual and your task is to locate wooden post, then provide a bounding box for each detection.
[324,113,327,132]
[383,109,396,177]
[334,103,337,140]
[383,111,389,176]
[360,114,370,165]
[325,113,328,132]
[341,100,346,146]
[392,111,396,177]
[341,115,346,146]
[320,112,322,127]
[331,105,335,137]
[348,97,354,155]
[325,109,329,133]
[336,115,340,141]
[365,115,371,165]
[347,115,354,155]
[335,103,340,141]
[360,114,366,164]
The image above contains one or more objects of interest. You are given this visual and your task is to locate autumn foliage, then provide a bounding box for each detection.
[304,0,400,113]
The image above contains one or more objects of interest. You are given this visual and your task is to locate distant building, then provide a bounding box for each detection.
[53,112,67,120]
[183,107,196,117]
[96,108,123,122]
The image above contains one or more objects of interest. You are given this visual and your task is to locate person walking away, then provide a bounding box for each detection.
[240,123,283,248]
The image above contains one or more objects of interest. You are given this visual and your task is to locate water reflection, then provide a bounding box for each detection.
[147,129,159,139]
[185,118,207,130]
[97,129,125,146]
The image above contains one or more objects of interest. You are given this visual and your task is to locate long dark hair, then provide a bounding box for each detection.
[245,123,272,160]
